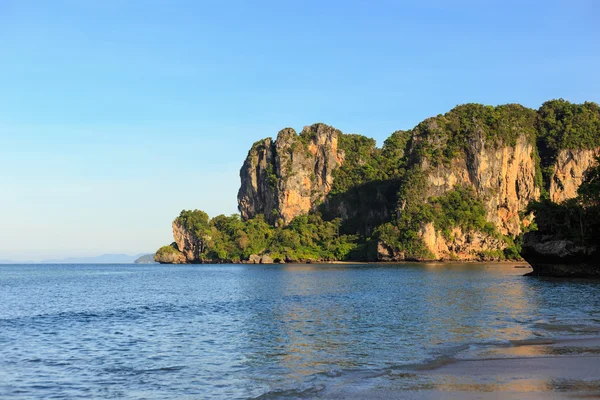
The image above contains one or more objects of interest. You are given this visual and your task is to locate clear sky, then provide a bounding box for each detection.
[1,0,599,261]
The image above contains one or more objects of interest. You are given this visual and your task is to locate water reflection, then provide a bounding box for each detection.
[420,264,537,348]
[213,264,600,397]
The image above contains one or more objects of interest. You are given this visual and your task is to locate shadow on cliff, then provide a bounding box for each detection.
[318,178,402,236]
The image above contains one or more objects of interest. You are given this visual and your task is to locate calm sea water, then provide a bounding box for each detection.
[1,263,599,399]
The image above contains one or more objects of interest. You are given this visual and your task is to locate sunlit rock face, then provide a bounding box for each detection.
[419,131,539,238]
[238,123,344,225]
[418,223,506,261]
[549,148,600,203]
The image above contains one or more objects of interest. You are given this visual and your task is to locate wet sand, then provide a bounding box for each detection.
[324,337,600,399]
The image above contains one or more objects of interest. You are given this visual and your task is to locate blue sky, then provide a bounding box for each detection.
[1,0,599,260]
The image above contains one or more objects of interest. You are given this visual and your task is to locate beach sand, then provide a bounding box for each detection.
[323,337,600,399]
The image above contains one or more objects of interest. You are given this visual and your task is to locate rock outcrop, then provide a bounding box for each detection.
[521,232,599,277]
[247,254,261,264]
[374,106,543,261]
[419,223,506,261]
[238,123,344,225]
[154,243,187,264]
[549,148,600,203]
[245,254,276,264]
[172,220,206,262]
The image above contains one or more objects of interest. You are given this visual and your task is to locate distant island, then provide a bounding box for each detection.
[134,254,157,264]
[155,99,599,275]
[0,254,154,264]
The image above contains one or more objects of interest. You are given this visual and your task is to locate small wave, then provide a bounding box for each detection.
[102,365,185,376]
[533,322,600,334]
[409,356,457,371]
[509,338,556,346]
[251,384,326,400]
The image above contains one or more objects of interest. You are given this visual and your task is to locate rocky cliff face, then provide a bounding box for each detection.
[420,132,539,238]
[376,223,506,262]
[419,223,506,261]
[238,123,344,225]
[237,138,277,223]
[217,101,599,263]
[172,220,205,262]
[237,122,595,262]
[549,148,600,203]
[154,245,186,264]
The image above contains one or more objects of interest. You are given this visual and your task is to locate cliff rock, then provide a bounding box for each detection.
[417,129,539,238]
[247,254,261,264]
[238,123,344,225]
[419,223,506,261]
[154,243,187,264]
[549,148,600,203]
[172,220,206,262]
[521,232,599,277]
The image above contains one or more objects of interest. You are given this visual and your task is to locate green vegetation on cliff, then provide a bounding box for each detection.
[376,178,516,261]
[411,103,538,166]
[537,100,600,190]
[167,210,360,263]
[322,129,412,237]
[426,187,497,240]
[537,100,600,154]
[330,134,380,195]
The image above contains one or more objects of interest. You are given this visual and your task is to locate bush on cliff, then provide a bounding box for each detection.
[411,103,538,166]
[176,209,211,238]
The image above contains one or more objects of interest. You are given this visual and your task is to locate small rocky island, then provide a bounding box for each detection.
[155,99,600,276]
[521,233,598,277]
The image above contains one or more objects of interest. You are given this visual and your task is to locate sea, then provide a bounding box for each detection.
[1,263,599,399]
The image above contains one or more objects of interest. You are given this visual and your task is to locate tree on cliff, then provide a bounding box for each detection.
[578,156,600,208]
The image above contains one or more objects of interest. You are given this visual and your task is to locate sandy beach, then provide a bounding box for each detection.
[323,337,600,399]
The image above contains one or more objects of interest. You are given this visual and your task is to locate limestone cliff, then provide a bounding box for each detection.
[417,131,539,238]
[376,105,543,260]
[549,148,600,203]
[172,219,206,262]
[153,100,599,264]
[236,103,598,262]
[419,223,507,261]
[238,123,344,225]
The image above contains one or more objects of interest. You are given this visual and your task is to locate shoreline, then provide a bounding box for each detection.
[321,336,600,399]
[322,260,531,266]
[159,260,532,267]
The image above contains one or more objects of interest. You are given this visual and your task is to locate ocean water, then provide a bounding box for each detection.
[1,263,599,399]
